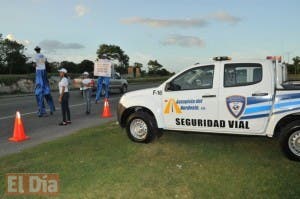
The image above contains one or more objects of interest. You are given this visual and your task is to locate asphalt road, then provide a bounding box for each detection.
[0,83,160,158]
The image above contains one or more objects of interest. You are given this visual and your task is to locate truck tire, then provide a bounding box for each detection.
[120,84,127,94]
[126,111,158,143]
[280,120,300,161]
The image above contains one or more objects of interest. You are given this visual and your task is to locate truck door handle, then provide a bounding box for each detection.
[252,93,268,96]
[202,95,216,98]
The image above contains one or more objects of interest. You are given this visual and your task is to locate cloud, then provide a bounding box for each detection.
[75,4,89,17]
[130,52,155,65]
[39,40,85,52]
[121,11,241,28]
[6,34,30,46]
[6,34,15,41]
[121,17,208,28]
[161,34,205,48]
[210,11,241,24]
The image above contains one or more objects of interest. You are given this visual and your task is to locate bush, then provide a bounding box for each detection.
[0,74,35,85]
[127,76,171,84]
[0,73,84,86]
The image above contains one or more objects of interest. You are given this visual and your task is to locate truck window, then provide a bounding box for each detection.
[170,65,214,91]
[224,63,262,87]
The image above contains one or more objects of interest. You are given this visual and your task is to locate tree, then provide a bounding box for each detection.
[0,34,4,72]
[96,44,129,65]
[0,34,28,74]
[148,60,163,75]
[147,59,172,76]
[287,56,300,75]
[292,56,300,74]
[96,44,129,74]
[156,68,171,76]
[46,61,60,73]
[78,60,94,73]
[60,61,78,74]
[133,62,143,68]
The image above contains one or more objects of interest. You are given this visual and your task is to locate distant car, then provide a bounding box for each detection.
[73,73,128,96]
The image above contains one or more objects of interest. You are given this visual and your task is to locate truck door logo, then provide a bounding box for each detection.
[164,99,182,114]
[226,95,246,118]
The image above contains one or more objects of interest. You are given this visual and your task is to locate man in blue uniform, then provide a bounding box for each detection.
[95,54,112,103]
[33,46,55,117]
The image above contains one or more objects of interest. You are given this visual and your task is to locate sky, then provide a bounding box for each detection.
[0,0,299,72]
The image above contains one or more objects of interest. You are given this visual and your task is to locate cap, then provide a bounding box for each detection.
[34,46,41,51]
[82,71,89,76]
[58,68,67,73]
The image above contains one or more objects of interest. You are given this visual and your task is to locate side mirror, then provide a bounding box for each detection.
[165,82,171,91]
[165,82,180,91]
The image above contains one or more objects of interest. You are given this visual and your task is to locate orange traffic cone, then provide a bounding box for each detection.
[101,98,112,118]
[9,111,29,142]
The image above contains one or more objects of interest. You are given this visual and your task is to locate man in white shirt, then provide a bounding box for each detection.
[33,46,55,117]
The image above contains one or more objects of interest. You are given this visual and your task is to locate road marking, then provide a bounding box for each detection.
[0,97,120,121]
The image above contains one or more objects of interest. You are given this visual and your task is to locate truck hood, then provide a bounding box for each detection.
[122,88,156,98]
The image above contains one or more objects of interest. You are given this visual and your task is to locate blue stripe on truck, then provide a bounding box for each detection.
[244,105,272,115]
[247,96,272,105]
[240,113,270,120]
[276,93,300,101]
[274,100,300,109]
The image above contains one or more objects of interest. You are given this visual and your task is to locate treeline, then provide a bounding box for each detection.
[46,60,94,74]
[286,56,300,74]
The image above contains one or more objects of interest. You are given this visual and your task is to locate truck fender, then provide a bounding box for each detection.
[119,96,165,128]
[266,111,300,137]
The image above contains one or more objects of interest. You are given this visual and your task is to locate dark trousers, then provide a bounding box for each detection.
[83,88,92,113]
[61,92,71,122]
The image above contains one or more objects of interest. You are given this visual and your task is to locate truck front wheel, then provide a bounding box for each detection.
[126,111,158,143]
[120,84,127,93]
[280,120,300,161]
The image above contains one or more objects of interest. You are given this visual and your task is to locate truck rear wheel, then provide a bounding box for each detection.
[280,120,300,161]
[126,111,158,143]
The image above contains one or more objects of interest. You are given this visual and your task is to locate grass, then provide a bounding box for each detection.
[0,122,299,198]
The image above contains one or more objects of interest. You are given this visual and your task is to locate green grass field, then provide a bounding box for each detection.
[0,122,299,198]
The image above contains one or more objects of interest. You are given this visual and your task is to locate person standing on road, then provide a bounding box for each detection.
[94,54,112,103]
[33,46,55,117]
[82,71,93,114]
[58,68,71,126]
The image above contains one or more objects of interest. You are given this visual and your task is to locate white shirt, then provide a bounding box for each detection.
[82,78,92,90]
[34,53,46,70]
[59,77,69,94]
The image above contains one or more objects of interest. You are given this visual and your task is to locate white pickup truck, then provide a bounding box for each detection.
[117,56,300,161]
